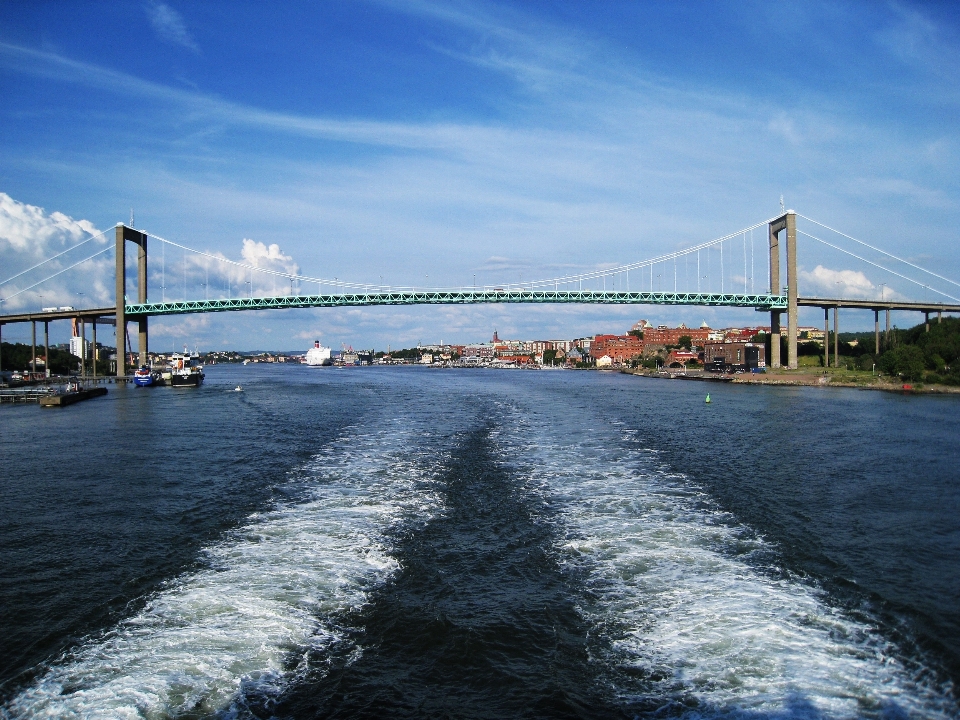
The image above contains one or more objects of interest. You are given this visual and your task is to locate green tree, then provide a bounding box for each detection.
[628,329,643,339]
[677,335,692,349]
[878,345,926,382]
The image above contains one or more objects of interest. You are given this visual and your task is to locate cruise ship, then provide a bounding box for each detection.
[305,341,332,366]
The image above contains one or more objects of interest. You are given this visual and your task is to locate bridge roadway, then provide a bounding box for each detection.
[2,291,960,324]
[122,289,787,316]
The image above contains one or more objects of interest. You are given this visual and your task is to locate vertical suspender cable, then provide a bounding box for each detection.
[743,232,747,294]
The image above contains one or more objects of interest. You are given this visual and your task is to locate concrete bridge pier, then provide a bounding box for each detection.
[834,306,839,367]
[44,321,49,378]
[875,310,880,355]
[768,212,798,369]
[31,321,36,375]
[92,320,98,379]
[116,225,149,376]
[823,307,830,368]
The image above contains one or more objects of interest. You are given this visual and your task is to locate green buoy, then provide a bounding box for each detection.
[705,393,711,404]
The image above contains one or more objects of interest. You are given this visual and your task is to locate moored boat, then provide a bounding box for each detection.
[168,352,205,387]
[133,365,162,387]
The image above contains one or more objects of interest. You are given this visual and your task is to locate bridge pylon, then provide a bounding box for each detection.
[116,225,148,376]
[768,212,798,369]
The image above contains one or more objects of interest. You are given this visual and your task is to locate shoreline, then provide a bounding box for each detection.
[622,368,960,395]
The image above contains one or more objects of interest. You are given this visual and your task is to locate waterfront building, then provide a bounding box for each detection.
[590,334,644,364]
[641,323,711,347]
[666,350,700,367]
[703,341,766,372]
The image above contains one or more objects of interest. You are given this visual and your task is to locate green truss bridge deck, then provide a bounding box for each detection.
[124,290,787,316]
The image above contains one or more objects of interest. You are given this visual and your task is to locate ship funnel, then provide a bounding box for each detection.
[315,340,320,348]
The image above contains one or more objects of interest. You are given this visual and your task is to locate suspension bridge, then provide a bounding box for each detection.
[1,211,958,377]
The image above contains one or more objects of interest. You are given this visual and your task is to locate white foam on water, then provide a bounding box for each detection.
[5,423,445,720]
[495,411,958,719]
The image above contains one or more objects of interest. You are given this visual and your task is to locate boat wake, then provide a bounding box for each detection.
[492,404,959,719]
[2,421,446,719]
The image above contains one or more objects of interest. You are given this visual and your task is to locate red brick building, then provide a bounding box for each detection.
[590,334,644,363]
[640,324,710,347]
[666,350,700,367]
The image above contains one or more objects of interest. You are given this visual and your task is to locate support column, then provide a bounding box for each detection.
[769,217,781,369]
[137,233,148,366]
[44,321,49,378]
[92,320,98,379]
[885,309,891,349]
[938,310,942,324]
[0,324,3,375]
[833,306,839,368]
[925,312,930,333]
[80,318,86,377]
[31,321,36,376]
[874,310,880,356]
[785,213,798,369]
[116,224,149,376]
[116,225,127,377]
[824,307,830,368]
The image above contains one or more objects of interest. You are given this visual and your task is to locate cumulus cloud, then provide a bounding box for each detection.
[0,192,308,312]
[0,192,99,256]
[240,239,299,275]
[0,192,110,311]
[146,2,200,53]
[153,238,302,302]
[800,265,875,298]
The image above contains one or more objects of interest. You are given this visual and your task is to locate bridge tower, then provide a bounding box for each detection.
[768,212,798,369]
[115,225,148,376]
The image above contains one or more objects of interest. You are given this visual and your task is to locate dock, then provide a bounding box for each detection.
[39,387,108,407]
[0,388,57,404]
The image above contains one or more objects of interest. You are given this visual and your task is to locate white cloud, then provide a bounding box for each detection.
[240,239,299,275]
[0,192,99,256]
[800,265,875,298]
[0,193,110,311]
[146,2,200,53]
[0,192,310,313]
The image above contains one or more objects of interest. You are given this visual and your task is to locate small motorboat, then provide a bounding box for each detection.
[234,385,243,392]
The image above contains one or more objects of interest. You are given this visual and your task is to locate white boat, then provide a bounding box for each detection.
[305,341,332,366]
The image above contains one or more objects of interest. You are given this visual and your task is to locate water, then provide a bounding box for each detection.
[1,366,958,718]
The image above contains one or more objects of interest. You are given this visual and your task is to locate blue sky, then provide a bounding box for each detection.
[1,1,958,350]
